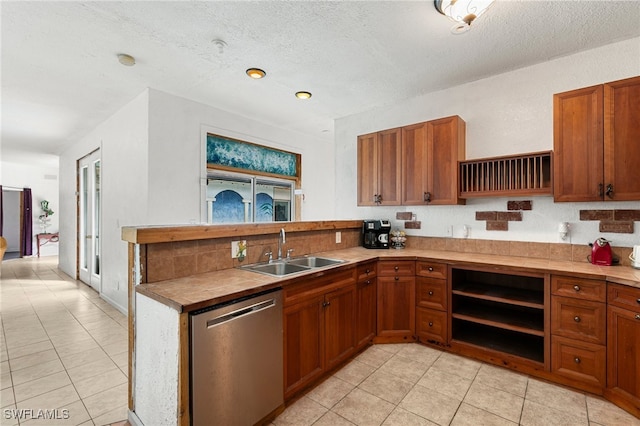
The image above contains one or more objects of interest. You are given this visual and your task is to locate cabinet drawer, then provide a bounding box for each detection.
[551,296,606,344]
[378,260,415,276]
[551,335,606,392]
[416,307,447,344]
[608,283,640,311]
[357,262,377,282]
[416,277,447,311]
[551,275,606,302]
[416,261,447,279]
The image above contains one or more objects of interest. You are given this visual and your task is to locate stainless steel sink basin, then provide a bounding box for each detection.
[286,256,345,268]
[240,256,345,277]
[243,262,310,276]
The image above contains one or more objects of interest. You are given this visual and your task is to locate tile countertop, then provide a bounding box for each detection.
[135,246,640,313]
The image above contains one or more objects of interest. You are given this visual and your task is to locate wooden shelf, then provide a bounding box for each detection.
[450,267,547,363]
[452,281,544,309]
[453,320,545,363]
[459,151,552,198]
[453,297,544,336]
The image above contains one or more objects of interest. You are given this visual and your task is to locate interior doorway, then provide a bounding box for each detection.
[2,189,22,260]
[77,150,101,292]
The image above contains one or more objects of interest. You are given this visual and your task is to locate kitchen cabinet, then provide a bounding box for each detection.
[357,128,402,206]
[376,260,415,342]
[550,276,606,394]
[402,116,466,205]
[357,115,465,207]
[450,266,548,369]
[415,261,449,345]
[553,75,640,202]
[283,268,356,399]
[356,261,377,349]
[606,283,640,418]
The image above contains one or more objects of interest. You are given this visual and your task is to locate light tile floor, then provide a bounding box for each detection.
[3,257,639,426]
[1,257,128,426]
[274,341,640,426]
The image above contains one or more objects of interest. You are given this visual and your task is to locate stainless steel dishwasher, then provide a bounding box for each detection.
[190,288,283,426]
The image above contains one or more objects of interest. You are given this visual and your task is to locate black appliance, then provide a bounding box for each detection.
[362,219,391,249]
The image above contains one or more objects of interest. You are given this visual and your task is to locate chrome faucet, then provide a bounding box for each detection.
[277,228,286,260]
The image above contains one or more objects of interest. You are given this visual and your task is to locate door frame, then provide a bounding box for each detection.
[76,148,101,290]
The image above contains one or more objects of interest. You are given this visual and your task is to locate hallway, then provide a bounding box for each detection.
[1,257,128,425]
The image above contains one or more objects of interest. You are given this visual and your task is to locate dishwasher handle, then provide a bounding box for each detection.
[206,298,277,328]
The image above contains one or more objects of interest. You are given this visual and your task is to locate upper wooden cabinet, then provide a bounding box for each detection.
[357,115,465,206]
[554,76,640,202]
[402,116,466,205]
[357,128,402,206]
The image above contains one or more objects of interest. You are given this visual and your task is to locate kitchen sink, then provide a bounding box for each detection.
[286,256,345,268]
[240,256,345,277]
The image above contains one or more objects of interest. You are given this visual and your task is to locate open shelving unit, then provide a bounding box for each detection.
[459,151,552,198]
[450,267,548,364]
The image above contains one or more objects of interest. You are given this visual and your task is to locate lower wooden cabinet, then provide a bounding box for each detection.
[356,262,377,349]
[283,268,357,399]
[376,260,416,342]
[551,335,606,394]
[606,283,640,417]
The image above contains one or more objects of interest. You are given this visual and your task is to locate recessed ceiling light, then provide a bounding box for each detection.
[117,53,136,66]
[295,91,312,99]
[246,68,266,79]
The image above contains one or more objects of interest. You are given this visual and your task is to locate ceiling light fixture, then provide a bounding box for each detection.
[117,53,136,66]
[246,68,266,79]
[295,91,312,100]
[434,0,494,34]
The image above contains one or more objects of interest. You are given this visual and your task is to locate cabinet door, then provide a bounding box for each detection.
[377,128,402,206]
[377,276,415,340]
[284,294,325,398]
[427,116,466,205]
[607,305,640,402]
[401,122,429,205]
[553,85,604,202]
[357,132,378,206]
[356,277,377,349]
[325,284,357,370]
[604,76,640,201]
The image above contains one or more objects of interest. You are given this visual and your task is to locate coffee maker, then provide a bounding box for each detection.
[362,220,391,249]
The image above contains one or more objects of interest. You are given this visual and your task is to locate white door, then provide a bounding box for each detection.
[78,150,101,291]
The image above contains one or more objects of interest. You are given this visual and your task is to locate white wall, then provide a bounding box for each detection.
[58,90,150,313]
[146,89,335,224]
[335,37,640,247]
[1,161,60,256]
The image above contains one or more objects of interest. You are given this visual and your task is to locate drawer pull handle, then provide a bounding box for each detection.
[574,316,581,323]
[394,266,399,271]
[428,322,433,327]
[395,276,399,281]
[428,267,434,272]
[635,314,640,320]
[428,291,434,296]
[574,357,581,364]
[573,285,581,292]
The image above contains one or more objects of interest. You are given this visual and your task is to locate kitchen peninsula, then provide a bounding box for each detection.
[122,221,640,425]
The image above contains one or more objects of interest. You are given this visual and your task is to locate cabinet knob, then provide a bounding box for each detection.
[394,266,399,271]
[428,291,434,296]
[636,298,640,304]
[574,357,581,364]
[323,301,331,308]
[424,192,431,203]
[428,322,433,327]
[394,276,399,281]
[605,184,614,198]
[365,280,371,285]
[365,269,370,274]
[573,285,581,292]
[635,314,640,320]
[428,267,434,272]
[574,316,581,323]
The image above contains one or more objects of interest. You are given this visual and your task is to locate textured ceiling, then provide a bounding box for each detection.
[2,1,639,166]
